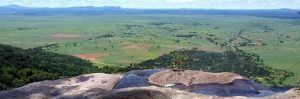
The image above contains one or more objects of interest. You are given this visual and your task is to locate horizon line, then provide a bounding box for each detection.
[1,4,300,10]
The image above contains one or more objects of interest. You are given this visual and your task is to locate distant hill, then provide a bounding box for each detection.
[0,5,122,15]
[0,44,99,90]
[0,5,299,19]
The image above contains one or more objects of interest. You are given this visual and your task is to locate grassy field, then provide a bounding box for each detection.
[0,14,300,84]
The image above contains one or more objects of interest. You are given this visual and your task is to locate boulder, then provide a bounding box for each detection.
[0,73,122,99]
[149,70,245,86]
[148,69,287,97]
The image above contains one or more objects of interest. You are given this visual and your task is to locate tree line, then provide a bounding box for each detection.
[0,44,99,90]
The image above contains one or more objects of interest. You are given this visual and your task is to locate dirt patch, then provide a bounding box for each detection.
[49,33,82,40]
[73,53,105,61]
[122,44,148,50]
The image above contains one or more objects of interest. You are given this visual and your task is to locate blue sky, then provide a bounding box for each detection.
[1,0,300,9]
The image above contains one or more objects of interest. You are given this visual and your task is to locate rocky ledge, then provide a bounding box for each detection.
[0,69,299,99]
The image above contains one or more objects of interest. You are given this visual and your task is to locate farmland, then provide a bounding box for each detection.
[0,13,300,84]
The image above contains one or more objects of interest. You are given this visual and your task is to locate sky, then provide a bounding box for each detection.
[0,0,300,9]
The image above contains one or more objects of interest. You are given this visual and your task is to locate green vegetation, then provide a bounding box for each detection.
[0,14,300,85]
[0,44,98,90]
[0,43,293,90]
[132,49,293,85]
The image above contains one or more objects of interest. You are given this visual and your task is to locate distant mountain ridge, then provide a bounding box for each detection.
[0,5,122,15]
[0,5,122,9]
[1,4,299,10]
[0,5,299,19]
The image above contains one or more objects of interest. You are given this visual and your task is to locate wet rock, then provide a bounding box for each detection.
[99,86,213,99]
[113,69,161,89]
[263,88,300,99]
[124,69,161,77]
[189,80,261,97]
[100,88,171,99]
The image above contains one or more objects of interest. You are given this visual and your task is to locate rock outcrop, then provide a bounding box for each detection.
[0,69,298,99]
[113,69,161,89]
[148,70,274,97]
[149,70,245,86]
[0,73,122,99]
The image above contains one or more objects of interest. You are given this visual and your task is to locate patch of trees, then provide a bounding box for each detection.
[0,44,99,90]
[35,43,59,50]
[61,33,116,48]
[191,22,202,26]
[228,38,237,43]
[295,37,300,41]
[290,20,300,25]
[279,40,284,43]
[149,34,158,38]
[61,42,83,48]
[174,39,181,43]
[124,25,144,29]
[123,32,134,36]
[147,22,170,26]
[224,30,265,47]
[189,32,197,34]
[206,37,215,43]
[251,23,274,32]
[176,34,197,38]
[213,26,220,29]
[97,33,115,38]
[208,34,215,36]
[205,37,221,44]
[167,28,178,32]
[203,33,229,47]
[15,27,38,31]
[131,49,293,85]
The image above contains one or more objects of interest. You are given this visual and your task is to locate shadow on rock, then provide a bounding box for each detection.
[166,79,293,97]
[100,89,171,99]
[113,69,161,89]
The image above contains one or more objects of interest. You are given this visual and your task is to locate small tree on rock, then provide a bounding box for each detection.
[168,53,187,71]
